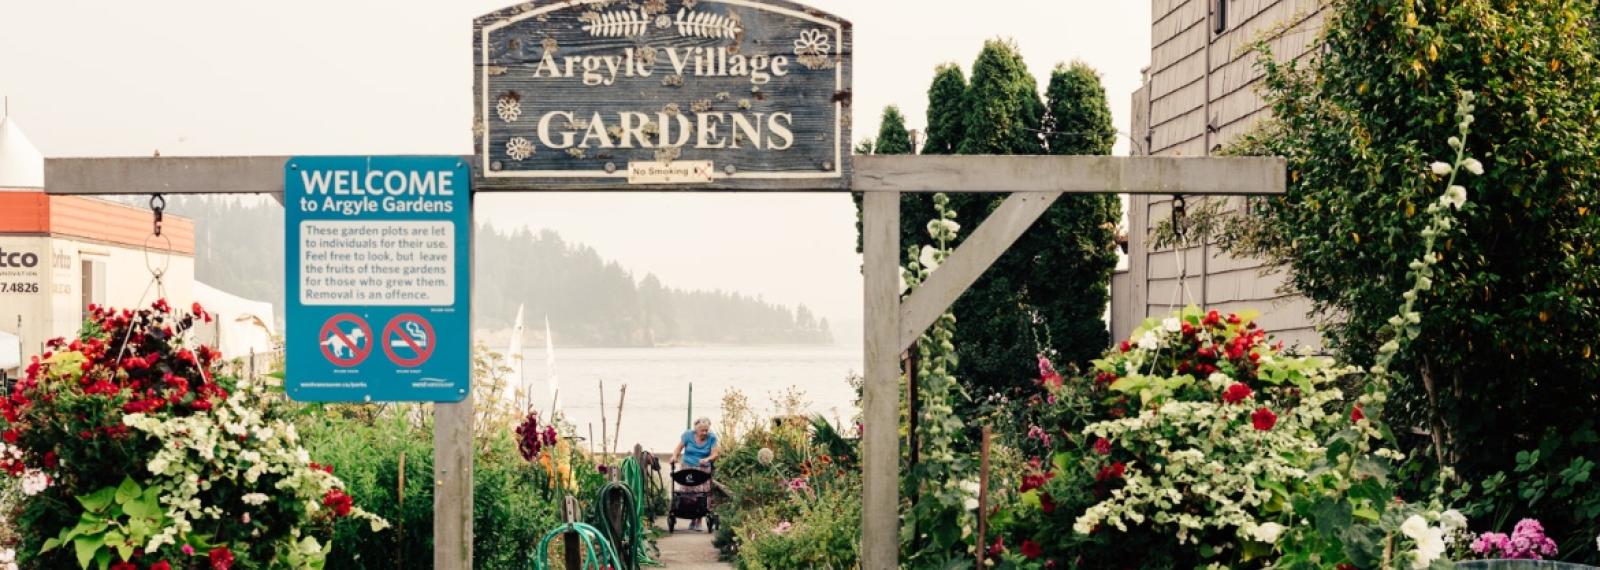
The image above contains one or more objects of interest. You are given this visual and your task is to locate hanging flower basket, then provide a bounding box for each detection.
[1456,562,1597,569]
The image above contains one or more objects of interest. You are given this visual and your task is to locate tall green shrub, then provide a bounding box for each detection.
[1237,0,1600,554]
[942,43,1119,412]
[923,64,968,156]
[875,106,914,155]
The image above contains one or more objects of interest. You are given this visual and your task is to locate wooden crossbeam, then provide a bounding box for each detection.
[42,155,1287,196]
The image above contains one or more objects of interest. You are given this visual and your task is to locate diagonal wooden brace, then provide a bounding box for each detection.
[898,191,1063,351]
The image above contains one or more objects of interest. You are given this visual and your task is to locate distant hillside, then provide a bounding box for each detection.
[168,197,832,347]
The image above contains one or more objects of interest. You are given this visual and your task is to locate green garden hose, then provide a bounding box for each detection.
[532,522,623,570]
[591,456,662,569]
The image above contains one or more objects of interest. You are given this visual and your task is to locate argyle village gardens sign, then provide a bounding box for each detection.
[473,0,852,191]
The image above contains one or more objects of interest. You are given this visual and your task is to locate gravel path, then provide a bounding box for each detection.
[652,517,731,569]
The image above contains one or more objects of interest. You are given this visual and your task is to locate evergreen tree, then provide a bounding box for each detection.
[922,64,968,156]
[1045,61,1117,155]
[874,106,914,155]
[928,43,1117,413]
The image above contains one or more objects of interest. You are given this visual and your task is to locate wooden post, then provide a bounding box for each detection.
[599,379,608,462]
[862,191,901,570]
[433,397,474,569]
[563,496,581,570]
[977,426,992,570]
[613,384,628,455]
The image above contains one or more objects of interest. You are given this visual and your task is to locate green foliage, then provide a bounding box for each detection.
[1234,0,1600,555]
[934,45,1121,416]
[874,106,915,156]
[1044,61,1116,156]
[43,477,170,570]
[923,63,968,156]
[959,39,1044,155]
[901,195,975,565]
[710,398,861,569]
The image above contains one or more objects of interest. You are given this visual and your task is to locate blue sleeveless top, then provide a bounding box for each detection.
[681,430,717,467]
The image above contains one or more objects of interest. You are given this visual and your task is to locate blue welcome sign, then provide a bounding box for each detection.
[284,156,472,402]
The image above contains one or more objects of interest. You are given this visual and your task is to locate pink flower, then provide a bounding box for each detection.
[1351,405,1365,422]
[1037,355,1064,388]
[181,544,196,556]
[773,521,793,535]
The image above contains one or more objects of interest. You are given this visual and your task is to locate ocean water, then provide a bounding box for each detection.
[513,345,862,453]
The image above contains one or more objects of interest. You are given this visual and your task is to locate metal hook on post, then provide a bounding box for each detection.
[150,194,166,237]
[1170,194,1187,243]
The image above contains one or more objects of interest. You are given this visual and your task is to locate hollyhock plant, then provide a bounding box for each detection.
[0,301,386,569]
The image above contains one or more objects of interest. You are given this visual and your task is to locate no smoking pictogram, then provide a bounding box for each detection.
[383,314,437,368]
[319,314,372,367]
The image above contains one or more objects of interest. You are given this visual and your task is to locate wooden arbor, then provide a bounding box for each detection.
[44,152,1284,568]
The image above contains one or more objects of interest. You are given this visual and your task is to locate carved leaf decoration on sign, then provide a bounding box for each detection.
[676,9,741,39]
[582,10,650,38]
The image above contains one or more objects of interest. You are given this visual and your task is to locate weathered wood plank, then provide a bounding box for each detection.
[860,191,899,570]
[45,156,292,196]
[855,156,1286,196]
[899,191,1064,351]
[46,155,1288,196]
[434,398,474,570]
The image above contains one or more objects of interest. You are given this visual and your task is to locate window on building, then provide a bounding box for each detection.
[1214,0,1229,35]
[80,258,105,320]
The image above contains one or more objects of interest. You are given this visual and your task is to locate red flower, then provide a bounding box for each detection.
[1251,407,1278,431]
[1222,383,1254,404]
[1092,437,1112,455]
[1119,340,1132,353]
[1021,539,1043,559]
[323,489,354,517]
[1351,405,1365,422]
[43,451,57,469]
[985,536,1006,558]
[1203,310,1222,327]
[208,546,235,570]
[1037,355,1064,388]
[150,562,173,570]
[2,430,17,444]
[110,562,137,570]
[1095,462,1126,482]
[1040,492,1057,514]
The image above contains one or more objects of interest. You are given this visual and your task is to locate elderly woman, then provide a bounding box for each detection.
[671,417,719,531]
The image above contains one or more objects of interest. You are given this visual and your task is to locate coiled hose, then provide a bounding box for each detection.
[531,522,622,570]
[591,456,662,569]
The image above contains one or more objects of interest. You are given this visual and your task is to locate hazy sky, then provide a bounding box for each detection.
[0,0,1152,329]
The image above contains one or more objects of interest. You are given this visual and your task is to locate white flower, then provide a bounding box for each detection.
[1440,509,1467,532]
[1441,185,1468,210]
[20,470,49,496]
[1162,318,1181,332]
[756,448,774,465]
[898,269,910,295]
[1402,517,1447,569]
[0,548,14,562]
[919,246,942,273]
[1462,158,1484,176]
[242,493,270,506]
[1251,522,1285,544]
[1447,136,1462,149]
[1430,162,1453,176]
[1138,331,1161,351]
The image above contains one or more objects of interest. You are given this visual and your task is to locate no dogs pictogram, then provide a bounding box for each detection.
[319,314,372,367]
[383,314,437,368]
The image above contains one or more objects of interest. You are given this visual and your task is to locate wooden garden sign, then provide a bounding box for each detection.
[473,0,853,191]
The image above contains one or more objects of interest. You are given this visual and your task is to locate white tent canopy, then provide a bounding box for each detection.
[0,114,44,189]
[192,282,278,359]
